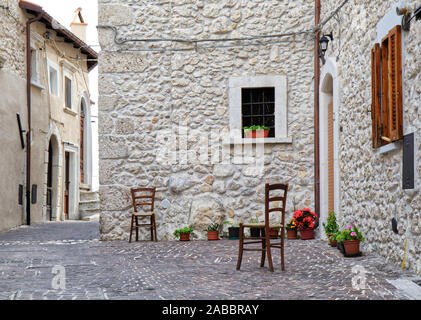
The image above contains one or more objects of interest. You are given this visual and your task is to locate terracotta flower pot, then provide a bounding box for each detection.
[328,239,337,247]
[245,130,269,138]
[207,231,219,241]
[179,233,190,241]
[269,229,278,239]
[287,229,298,239]
[343,240,360,255]
[300,228,314,240]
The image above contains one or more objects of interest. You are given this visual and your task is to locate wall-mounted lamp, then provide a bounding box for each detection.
[319,32,333,65]
[397,5,421,31]
[0,55,5,69]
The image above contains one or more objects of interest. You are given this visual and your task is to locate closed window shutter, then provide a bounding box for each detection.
[371,43,381,148]
[387,25,403,142]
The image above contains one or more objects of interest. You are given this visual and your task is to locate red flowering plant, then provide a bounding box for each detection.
[292,208,318,230]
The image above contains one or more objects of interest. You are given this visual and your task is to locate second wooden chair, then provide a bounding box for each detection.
[236,183,288,272]
[129,187,157,242]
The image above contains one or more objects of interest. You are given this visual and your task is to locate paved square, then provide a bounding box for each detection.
[0,221,419,300]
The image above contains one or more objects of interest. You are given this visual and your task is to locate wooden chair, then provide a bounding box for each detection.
[129,187,157,242]
[236,183,288,272]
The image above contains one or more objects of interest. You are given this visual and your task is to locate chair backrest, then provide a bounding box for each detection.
[131,187,156,213]
[264,183,288,227]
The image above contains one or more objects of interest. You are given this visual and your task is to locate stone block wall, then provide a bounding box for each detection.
[320,0,421,275]
[98,0,316,240]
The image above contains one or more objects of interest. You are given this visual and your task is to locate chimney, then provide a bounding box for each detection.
[70,7,87,43]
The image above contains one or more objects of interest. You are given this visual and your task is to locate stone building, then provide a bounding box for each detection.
[319,0,421,276]
[97,0,316,240]
[0,0,98,232]
[98,0,421,277]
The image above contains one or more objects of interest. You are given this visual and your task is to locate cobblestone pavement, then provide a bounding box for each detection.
[0,221,420,300]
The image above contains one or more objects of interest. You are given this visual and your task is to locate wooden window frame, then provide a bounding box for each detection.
[371,25,403,148]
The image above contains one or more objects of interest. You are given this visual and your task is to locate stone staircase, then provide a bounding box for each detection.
[79,185,100,221]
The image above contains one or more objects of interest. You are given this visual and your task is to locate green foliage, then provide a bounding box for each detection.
[173,227,194,238]
[322,212,339,235]
[335,223,365,242]
[285,219,297,230]
[243,125,269,132]
[206,223,219,232]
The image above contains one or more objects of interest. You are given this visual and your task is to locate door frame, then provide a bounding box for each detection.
[319,57,341,239]
[63,143,79,220]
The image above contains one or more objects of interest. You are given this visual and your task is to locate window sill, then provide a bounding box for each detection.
[223,136,293,145]
[63,107,77,116]
[377,141,401,154]
[31,81,45,90]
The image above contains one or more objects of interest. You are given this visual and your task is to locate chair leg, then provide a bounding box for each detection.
[281,228,285,271]
[150,216,154,241]
[135,216,139,241]
[236,224,244,270]
[265,228,274,272]
[153,215,158,242]
[260,236,266,267]
[129,215,134,243]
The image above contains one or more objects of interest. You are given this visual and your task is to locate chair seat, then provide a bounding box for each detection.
[131,212,154,217]
[242,223,283,229]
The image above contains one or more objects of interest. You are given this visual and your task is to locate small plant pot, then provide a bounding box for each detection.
[287,229,298,239]
[269,229,279,239]
[343,240,360,255]
[245,129,269,138]
[300,228,314,240]
[250,228,261,238]
[207,231,219,241]
[228,227,239,240]
[328,239,338,247]
[179,233,190,241]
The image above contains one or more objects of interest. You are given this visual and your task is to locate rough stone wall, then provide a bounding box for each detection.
[98,0,317,240]
[0,1,27,231]
[320,0,421,276]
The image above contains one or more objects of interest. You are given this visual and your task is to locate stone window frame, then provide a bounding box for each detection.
[61,61,78,116]
[47,59,60,97]
[227,75,292,144]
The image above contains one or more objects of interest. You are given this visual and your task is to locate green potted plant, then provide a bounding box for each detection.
[335,231,346,254]
[341,223,365,256]
[286,219,298,239]
[223,221,240,240]
[322,212,339,246]
[206,223,220,241]
[244,125,270,138]
[249,217,261,238]
[173,227,194,241]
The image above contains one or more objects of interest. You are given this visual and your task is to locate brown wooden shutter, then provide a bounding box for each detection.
[381,35,390,144]
[371,43,381,148]
[387,25,403,142]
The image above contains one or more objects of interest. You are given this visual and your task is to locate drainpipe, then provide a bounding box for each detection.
[25,12,43,225]
[314,0,321,228]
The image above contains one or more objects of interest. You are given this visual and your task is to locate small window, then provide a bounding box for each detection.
[49,65,59,96]
[65,76,72,109]
[241,87,275,138]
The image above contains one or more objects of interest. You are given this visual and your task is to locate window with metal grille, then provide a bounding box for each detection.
[241,87,275,138]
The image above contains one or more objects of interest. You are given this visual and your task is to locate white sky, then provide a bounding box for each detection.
[31,0,99,104]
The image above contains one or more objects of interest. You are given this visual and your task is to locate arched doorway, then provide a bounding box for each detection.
[46,134,61,221]
[319,58,341,238]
